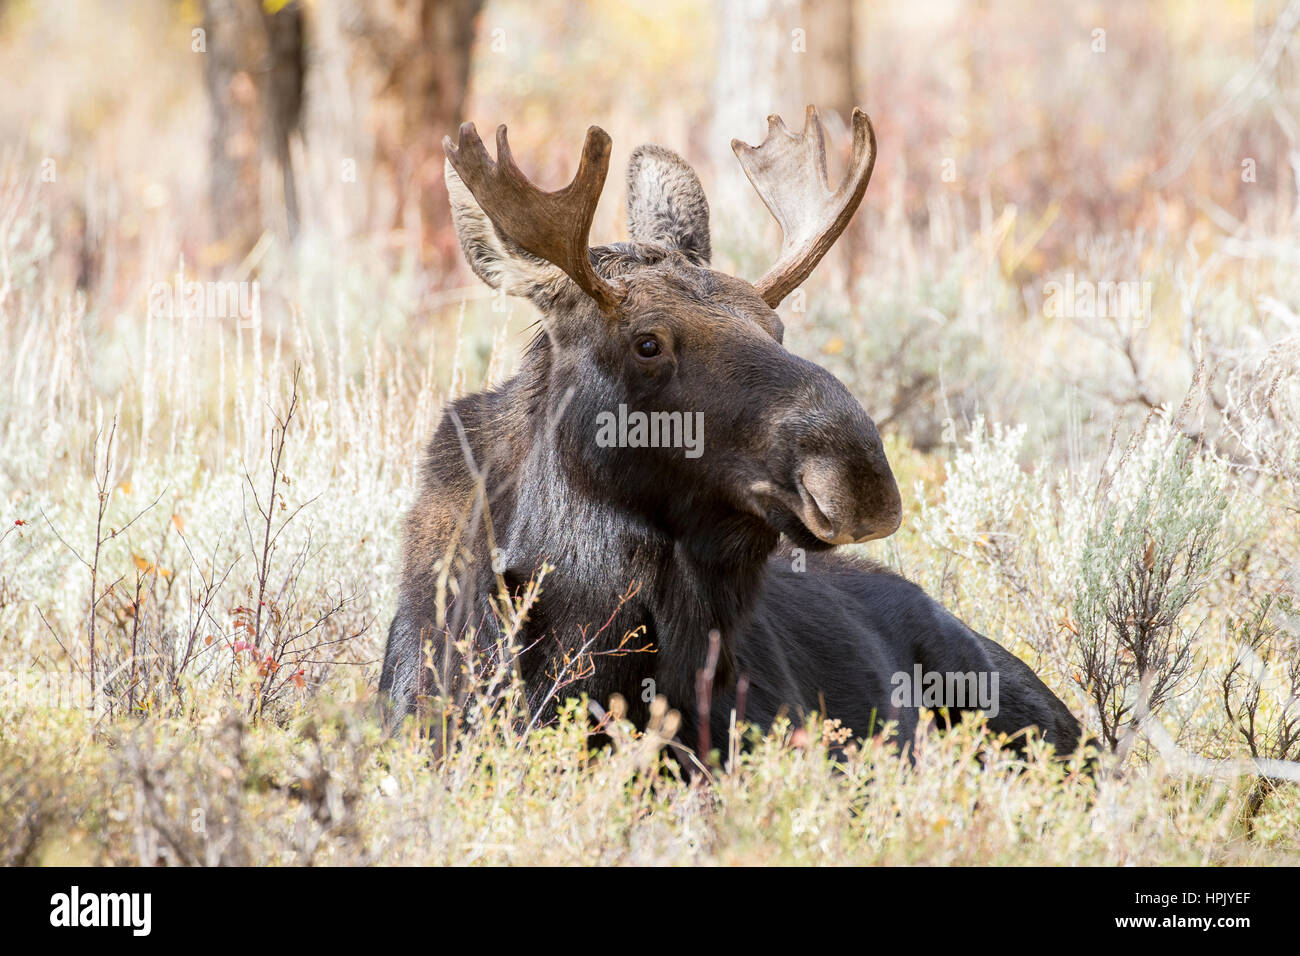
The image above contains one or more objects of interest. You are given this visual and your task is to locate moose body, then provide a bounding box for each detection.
[379,108,1084,757]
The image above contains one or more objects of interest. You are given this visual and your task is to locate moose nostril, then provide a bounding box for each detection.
[796,475,833,533]
[796,454,901,544]
[797,457,850,539]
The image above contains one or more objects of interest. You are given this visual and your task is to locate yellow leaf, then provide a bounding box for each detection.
[131,553,173,579]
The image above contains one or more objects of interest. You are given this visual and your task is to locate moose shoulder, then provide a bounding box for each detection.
[379,107,1085,759]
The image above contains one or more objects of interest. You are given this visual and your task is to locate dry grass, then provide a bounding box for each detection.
[2,160,1298,863]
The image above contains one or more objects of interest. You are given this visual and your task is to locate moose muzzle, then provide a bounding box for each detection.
[763,372,903,546]
[796,453,901,544]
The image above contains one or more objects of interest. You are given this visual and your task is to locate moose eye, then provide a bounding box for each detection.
[634,336,661,359]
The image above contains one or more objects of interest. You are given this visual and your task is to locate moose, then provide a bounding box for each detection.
[379,106,1085,761]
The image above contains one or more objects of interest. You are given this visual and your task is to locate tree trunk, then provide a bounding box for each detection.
[712,0,804,269]
[201,0,306,261]
[799,0,855,124]
[799,0,858,287]
[349,0,485,273]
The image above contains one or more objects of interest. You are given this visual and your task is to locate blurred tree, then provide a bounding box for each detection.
[712,0,803,217]
[799,0,855,123]
[201,0,305,260]
[201,0,483,273]
[346,0,485,272]
[799,0,858,283]
[713,0,864,288]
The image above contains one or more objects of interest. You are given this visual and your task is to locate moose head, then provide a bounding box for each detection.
[442,106,901,554]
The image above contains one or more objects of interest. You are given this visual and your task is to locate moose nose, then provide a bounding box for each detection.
[796,454,902,544]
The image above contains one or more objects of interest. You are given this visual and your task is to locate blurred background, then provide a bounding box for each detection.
[2,3,1300,861]
[7,0,1300,269]
[8,0,1300,276]
[4,0,1298,280]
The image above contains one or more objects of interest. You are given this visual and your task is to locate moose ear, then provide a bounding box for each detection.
[625,145,711,265]
[444,160,580,312]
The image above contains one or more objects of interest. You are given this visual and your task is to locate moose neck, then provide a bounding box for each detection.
[497,402,778,711]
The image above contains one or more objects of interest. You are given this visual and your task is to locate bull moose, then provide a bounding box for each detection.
[379,106,1084,760]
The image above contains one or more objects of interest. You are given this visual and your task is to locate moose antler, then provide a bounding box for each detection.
[443,123,626,312]
[732,106,877,308]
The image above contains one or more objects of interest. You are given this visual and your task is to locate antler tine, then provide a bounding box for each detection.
[443,122,625,312]
[732,105,877,308]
